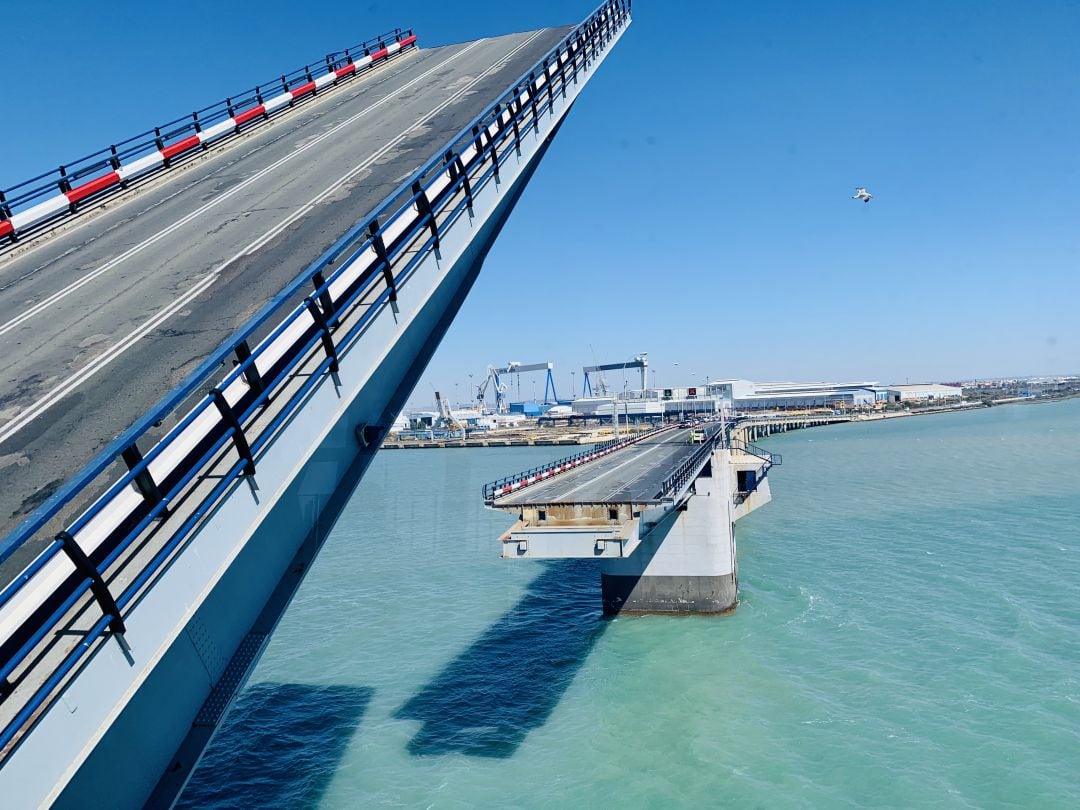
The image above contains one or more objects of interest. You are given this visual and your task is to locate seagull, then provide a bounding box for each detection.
[853,187,873,203]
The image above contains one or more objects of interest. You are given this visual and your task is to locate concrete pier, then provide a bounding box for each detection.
[599,448,739,613]
[486,428,778,615]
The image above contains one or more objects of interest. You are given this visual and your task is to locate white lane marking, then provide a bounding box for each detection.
[604,438,691,499]
[0,41,482,339]
[0,32,544,445]
[544,431,690,501]
[0,271,220,444]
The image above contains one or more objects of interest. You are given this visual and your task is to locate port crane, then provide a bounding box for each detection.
[582,353,648,397]
[475,366,508,413]
[433,390,464,436]
[476,361,558,412]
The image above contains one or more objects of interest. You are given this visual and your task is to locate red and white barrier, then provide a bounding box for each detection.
[0,35,418,241]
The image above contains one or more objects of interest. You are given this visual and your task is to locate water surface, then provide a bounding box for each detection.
[182,400,1080,808]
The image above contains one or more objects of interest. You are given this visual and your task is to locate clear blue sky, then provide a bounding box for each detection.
[3,1,1078,406]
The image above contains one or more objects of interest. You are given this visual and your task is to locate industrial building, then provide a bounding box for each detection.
[422,353,968,431]
[725,380,884,411]
[562,383,735,423]
[887,383,964,402]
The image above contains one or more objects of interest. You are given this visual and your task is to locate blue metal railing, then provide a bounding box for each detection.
[657,424,784,499]
[0,0,631,756]
[0,28,414,240]
[658,424,723,497]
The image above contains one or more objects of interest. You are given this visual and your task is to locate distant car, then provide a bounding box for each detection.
[688,429,706,444]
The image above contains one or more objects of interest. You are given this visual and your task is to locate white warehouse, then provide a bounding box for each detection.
[888,383,964,402]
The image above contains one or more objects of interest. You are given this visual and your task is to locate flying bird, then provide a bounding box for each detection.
[852,187,873,203]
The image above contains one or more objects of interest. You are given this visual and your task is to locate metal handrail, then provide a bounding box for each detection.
[658,427,720,497]
[729,438,783,467]
[0,0,631,754]
[0,28,414,237]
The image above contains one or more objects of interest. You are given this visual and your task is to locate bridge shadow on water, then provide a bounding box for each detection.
[396,559,607,758]
[177,682,372,809]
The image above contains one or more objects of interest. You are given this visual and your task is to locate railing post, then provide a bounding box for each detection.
[234,339,265,395]
[0,191,14,243]
[473,123,500,183]
[154,128,169,166]
[56,531,127,638]
[412,181,441,255]
[540,59,554,116]
[510,100,522,156]
[310,271,337,323]
[209,389,256,478]
[121,444,168,513]
[368,219,400,313]
[303,298,341,384]
[527,73,541,134]
[444,151,473,216]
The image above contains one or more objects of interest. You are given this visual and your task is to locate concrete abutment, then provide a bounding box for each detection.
[599,448,740,615]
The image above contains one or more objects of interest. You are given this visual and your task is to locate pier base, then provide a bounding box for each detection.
[599,450,738,614]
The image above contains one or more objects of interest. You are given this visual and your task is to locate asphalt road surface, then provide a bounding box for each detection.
[0,27,570,551]
[496,425,719,506]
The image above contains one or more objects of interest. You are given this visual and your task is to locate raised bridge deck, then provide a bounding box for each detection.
[0,27,568,572]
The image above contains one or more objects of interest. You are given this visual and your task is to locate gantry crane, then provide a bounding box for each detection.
[582,353,648,397]
[475,361,558,412]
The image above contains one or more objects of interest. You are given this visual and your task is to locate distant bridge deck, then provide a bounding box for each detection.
[492,424,723,506]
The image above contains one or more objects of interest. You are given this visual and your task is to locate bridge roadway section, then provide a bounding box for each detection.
[496,424,722,506]
[0,26,569,573]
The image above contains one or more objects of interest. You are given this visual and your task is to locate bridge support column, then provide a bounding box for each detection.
[599,449,738,614]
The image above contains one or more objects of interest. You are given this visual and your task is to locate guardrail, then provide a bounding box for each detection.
[483,420,667,503]
[658,428,783,500]
[0,0,630,756]
[658,426,722,498]
[0,28,417,245]
[728,438,782,469]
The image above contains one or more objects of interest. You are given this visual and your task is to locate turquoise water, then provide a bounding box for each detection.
[180,399,1080,808]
